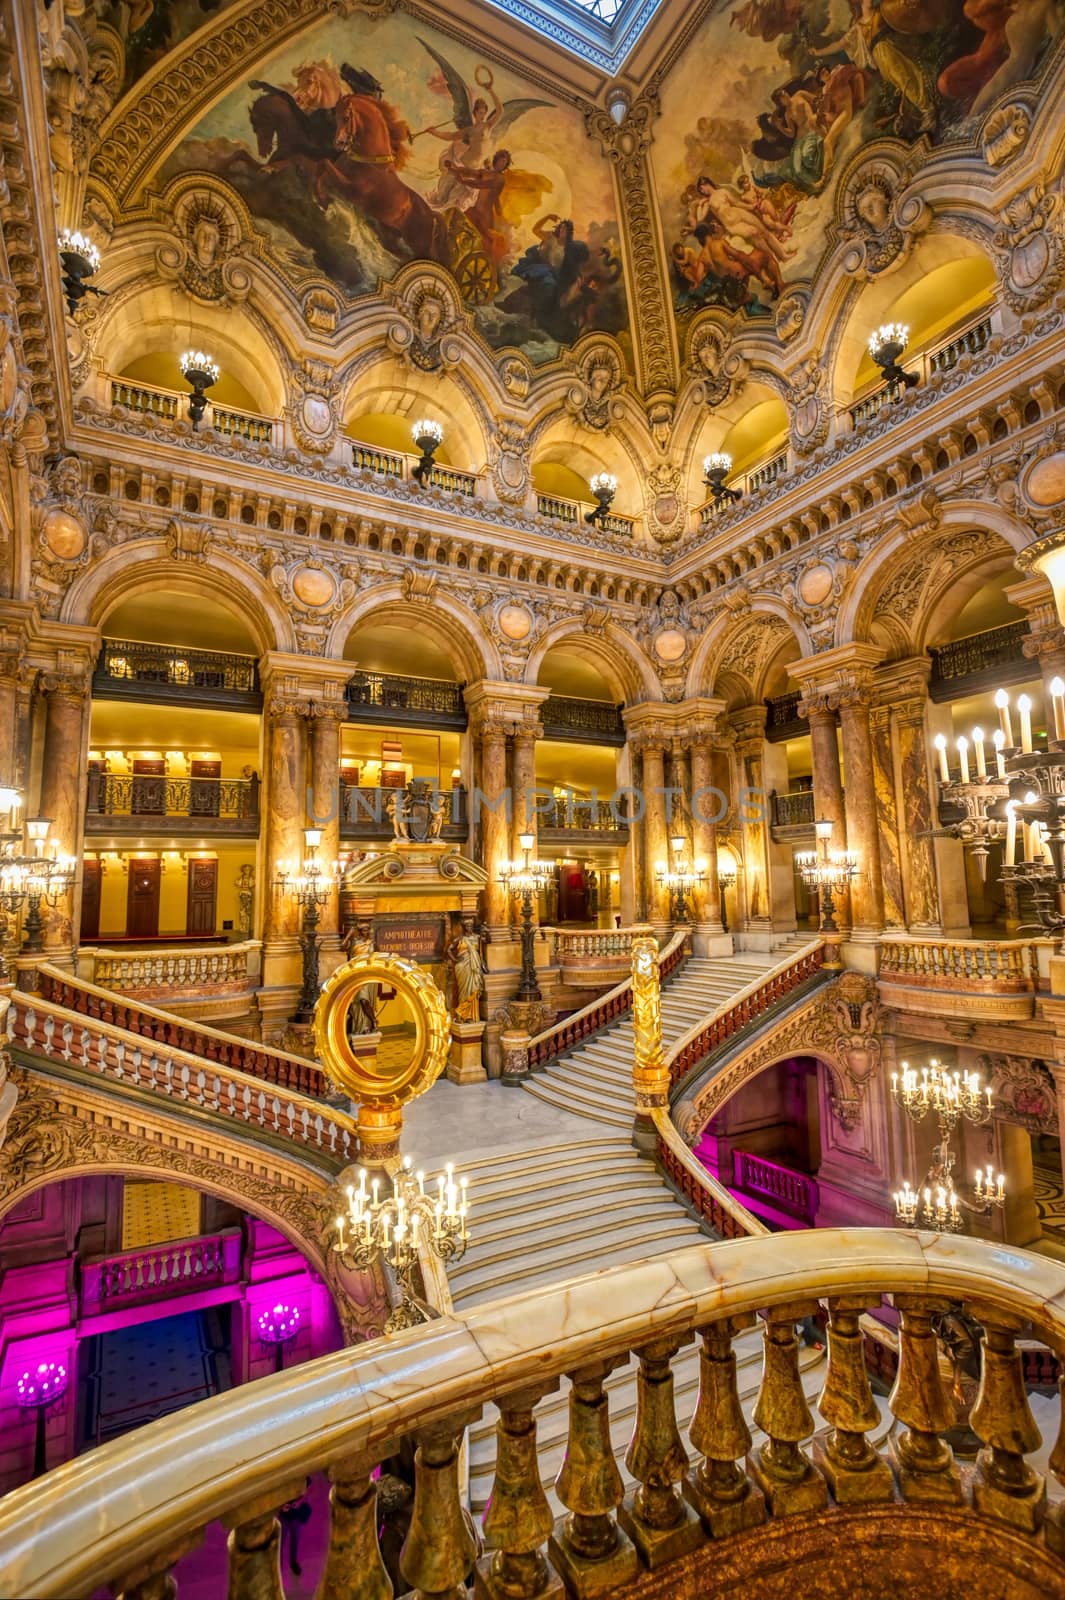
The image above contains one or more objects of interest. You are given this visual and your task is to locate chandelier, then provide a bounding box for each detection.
[500,832,553,1002]
[586,472,618,528]
[274,828,338,1024]
[794,818,859,933]
[931,716,1010,880]
[656,833,706,922]
[411,418,444,483]
[992,682,1065,935]
[180,350,220,430]
[0,792,76,953]
[891,1055,1005,1233]
[334,1157,470,1331]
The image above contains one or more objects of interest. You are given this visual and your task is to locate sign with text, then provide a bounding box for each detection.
[374,913,447,964]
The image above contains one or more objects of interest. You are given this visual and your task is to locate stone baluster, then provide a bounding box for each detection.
[317,1452,393,1599]
[1042,1372,1065,1555]
[550,1359,638,1597]
[620,1335,704,1567]
[685,1313,766,1534]
[475,1382,562,1600]
[888,1296,962,1501]
[968,1305,1046,1532]
[401,1412,481,1600]
[114,1536,201,1600]
[812,1297,893,1502]
[748,1303,828,1514]
[225,1485,302,1600]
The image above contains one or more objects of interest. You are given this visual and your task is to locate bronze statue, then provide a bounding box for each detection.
[446,915,486,1022]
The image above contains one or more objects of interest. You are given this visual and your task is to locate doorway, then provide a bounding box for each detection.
[80,858,101,941]
[126,858,161,939]
[186,858,218,937]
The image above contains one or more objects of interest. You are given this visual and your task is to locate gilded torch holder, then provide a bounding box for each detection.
[812,1296,894,1504]
[619,1335,705,1568]
[318,1452,394,1600]
[968,1305,1046,1534]
[747,1302,828,1516]
[549,1359,639,1599]
[889,1296,963,1503]
[475,1382,564,1600]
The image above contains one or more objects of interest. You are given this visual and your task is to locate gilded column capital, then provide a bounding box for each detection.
[797,689,838,721]
[39,667,90,703]
[265,691,309,721]
[728,705,768,749]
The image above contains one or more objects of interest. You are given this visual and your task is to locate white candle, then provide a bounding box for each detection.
[934,733,949,783]
[1018,693,1033,754]
[1052,677,1065,741]
[972,727,986,780]
[993,729,1007,779]
[1005,802,1017,865]
[956,736,970,784]
[995,689,1013,748]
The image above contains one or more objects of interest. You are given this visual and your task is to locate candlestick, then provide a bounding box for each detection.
[1053,677,1065,741]
[995,689,1013,748]
[993,728,1007,779]
[972,727,986,779]
[1005,802,1017,867]
[1018,693,1033,754]
[956,736,970,784]
[934,733,950,783]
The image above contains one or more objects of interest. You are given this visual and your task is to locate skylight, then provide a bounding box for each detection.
[485,0,663,71]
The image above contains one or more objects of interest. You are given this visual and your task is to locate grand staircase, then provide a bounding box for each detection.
[435,935,863,1512]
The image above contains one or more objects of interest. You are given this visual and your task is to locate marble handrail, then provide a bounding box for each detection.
[526,926,690,1069]
[543,924,654,963]
[879,935,1050,987]
[27,961,323,1095]
[6,991,356,1163]
[79,940,261,995]
[1,1228,1063,1598]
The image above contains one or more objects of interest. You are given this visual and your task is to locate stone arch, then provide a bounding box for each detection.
[686,608,808,702]
[527,621,660,705]
[340,351,489,475]
[328,588,501,682]
[61,545,295,656]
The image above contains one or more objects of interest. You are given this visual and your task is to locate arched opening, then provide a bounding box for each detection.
[694,1057,824,1229]
[691,380,788,504]
[343,368,485,474]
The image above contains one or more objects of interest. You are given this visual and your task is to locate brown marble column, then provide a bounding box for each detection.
[730,706,773,933]
[308,705,342,944]
[263,698,307,945]
[869,703,906,930]
[475,712,511,937]
[0,646,20,789]
[510,711,543,928]
[798,693,849,930]
[639,737,670,933]
[838,682,884,938]
[893,690,943,932]
[38,670,90,963]
[690,730,723,940]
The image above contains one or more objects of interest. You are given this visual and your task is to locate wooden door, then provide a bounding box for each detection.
[186,859,217,937]
[131,759,166,816]
[189,759,221,819]
[80,858,101,941]
[126,859,161,939]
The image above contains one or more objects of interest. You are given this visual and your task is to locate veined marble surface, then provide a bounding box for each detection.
[403,1073,593,1164]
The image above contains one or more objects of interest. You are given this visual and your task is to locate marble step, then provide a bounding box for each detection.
[450,1220,705,1308]
[520,1079,633,1128]
[465,1171,668,1231]
[449,1144,648,1199]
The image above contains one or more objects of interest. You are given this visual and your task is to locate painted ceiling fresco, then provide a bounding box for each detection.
[654,0,1063,323]
[99,0,243,93]
[158,13,628,365]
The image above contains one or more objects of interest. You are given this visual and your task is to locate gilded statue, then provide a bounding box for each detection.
[342,918,380,1034]
[446,915,486,1022]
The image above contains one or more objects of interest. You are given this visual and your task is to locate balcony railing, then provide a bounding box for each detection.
[108,377,273,443]
[541,695,626,745]
[928,619,1031,701]
[350,443,477,496]
[345,669,467,727]
[879,936,1045,988]
[847,313,994,428]
[731,1149,819,1225]
[765,690,806,742]
[81,1229,242,1318]
[771,788,815,828]
[539,797,629,833]
[94,638,261,709]
[536,491,635,537]
[339,783,468,840]
[698,449,790,527]
[80,942,261,999]
[85,774,260,834]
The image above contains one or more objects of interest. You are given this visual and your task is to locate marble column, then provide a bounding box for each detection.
[308,705,342,954]
[690,732,724,949]
[475,712,511,938]
[510,713,542,928]
[838,686,884,938]
[0,647,19,788]
[639,737,670,934]
[868,703,906,930]
[894,688,944,933]
[730,706,773,940]
[799,695,848,930]
[263,699,307,947]
[38,671,90,964]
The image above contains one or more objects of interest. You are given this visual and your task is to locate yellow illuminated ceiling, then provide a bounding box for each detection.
[89,702,261,755]
[102,594,259,655]
[343,625,461,680]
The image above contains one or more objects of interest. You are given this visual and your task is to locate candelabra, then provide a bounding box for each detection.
[931,715,1011,879]
[716,849,737,933]
[333,1156,470,1331]
[703,451,741,509]
[499,831,553,1002]
[891,1055,1005,1233]
[0,798,76,953]
[991,683,1065,935]
[585,473,618,528]
[58,230,104,317]
[411,418,444,484]
[16,1359,68,1479]
[869,323,919,399]
[794,818,859,934]
[181,350,220,429]
[656,834,706,923]
[257,1302,301,1373]
[275,828,338,1024]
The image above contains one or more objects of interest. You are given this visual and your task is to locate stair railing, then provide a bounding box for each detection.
[1,1228,1062,1599]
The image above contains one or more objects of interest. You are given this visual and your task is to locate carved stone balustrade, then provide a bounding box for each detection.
[2,1231,1065,1599]
[80,1228,243,1318]
[544,924,654,988]
[879,936,1051,1021]
[77,941,261,1007]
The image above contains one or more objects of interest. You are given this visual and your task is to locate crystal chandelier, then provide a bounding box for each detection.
[890,1056,993,1132]
[891,1055,1005,1233]
[794,818,859,933]
[0,793,76,953]
[656,833,706,922]
[333,1157,470,1331]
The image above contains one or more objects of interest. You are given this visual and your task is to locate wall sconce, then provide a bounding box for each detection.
[703,452,741,509]
[411,419,444,484]
[58,230,104,317]
[868,323,918,400]
[585,473,618,528]
[180,350,220,430]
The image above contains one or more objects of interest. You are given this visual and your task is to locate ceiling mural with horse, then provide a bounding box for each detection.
[653,0,1063,327]
[157,13,629,366]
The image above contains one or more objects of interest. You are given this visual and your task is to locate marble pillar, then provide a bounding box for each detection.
[868,704,906,930]
[802,699,848,930]
[263,702,307,947]
[37,673,90,964]
[894,692,945,933]
[838,693,884,938]
[510,716,542,927]
[0,650,19,789]
[477,716,511,938]
[639,739,669,934]
[690,736,726,953]
[731,708,773,941]
[308,706,342,961]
